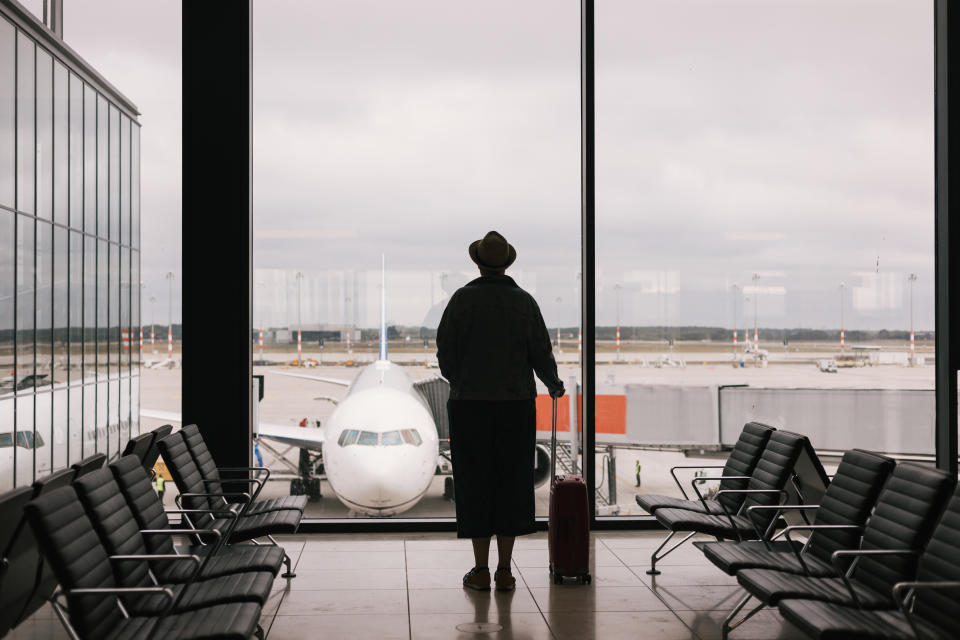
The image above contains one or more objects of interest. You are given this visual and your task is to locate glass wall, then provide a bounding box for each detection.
[595,0,935,518]
[253,0,579,519]
[0,11,141,491]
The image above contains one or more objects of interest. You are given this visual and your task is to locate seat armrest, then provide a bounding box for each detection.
[714,489,788,542]
[669,465,725,500]
[892,580,960,639]
[691,476,751,512]
[830,549,920,608]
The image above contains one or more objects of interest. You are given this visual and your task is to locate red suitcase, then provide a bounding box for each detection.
[547,396,592,585]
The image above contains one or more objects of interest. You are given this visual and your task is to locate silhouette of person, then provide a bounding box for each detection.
[437,230,565,592]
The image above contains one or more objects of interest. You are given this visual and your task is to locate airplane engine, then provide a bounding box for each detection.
[533,444,551,488]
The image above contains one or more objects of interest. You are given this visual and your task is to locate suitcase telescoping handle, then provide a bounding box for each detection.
[549,396,557,481]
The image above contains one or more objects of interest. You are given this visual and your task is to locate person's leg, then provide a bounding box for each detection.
[472,537,491,568]
[496,536,514,569]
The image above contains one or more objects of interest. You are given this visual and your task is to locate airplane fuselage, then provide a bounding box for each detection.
[321,360,440,516]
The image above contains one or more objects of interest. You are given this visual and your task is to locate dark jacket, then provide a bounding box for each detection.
[436,275,563,401]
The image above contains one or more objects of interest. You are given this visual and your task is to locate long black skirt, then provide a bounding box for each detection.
[448,398,537,539]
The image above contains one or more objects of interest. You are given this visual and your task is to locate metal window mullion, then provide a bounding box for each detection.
[31,37,37,483]
[11,24,17,488]
[581,0,597,524]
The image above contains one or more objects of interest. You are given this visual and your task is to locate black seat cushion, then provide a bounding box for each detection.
[129,570,275,614]
[778,598,950,640]
[695,539,837,577]
[737,568,891,608]
[636,494,730,516]
[157,545,285,582]
[215,509,301,543]
[654,508,757,539]
[108,602,262,640]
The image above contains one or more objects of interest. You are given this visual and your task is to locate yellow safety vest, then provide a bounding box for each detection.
[156,476,165,491]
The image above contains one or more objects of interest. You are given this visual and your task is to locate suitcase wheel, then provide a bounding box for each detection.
[552,574,563,585]
[578,574,592,585]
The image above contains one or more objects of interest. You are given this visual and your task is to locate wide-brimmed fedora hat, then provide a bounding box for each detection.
[469,231,517,270]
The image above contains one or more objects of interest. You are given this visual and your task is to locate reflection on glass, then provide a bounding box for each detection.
[83,235,96,379]
[16,214,34,389]
[36,48,52,220]
[84,86,96,235]
[130,375,139,441]
[35,391,51,476]
[53,61,68,226]
[120,115,130,246]
[53,388,67,471]
[119,377,129,452]
[0,17,14,207]
[108,378,118,458]
[95,378,106,455]
[0,211,12,390]
[131,125,139,249]
[15,395,32,486]
[121,246,129,372]
[36,223,52,385]
[16,32,33,214]
[131,250,140,368]
[83,383,94,458]
[109,106,119,243]
[69,74,83,229]
[96,95,107,238]
[69,231,82,383]
[0,397,11,490]
[110,242,119,377]
[68,385,81,465]
[97,239,107,378]
[53,226,68,384]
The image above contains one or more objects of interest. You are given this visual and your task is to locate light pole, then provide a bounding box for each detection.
[731,284,740,360]
[149,295,156,354]
[839,282,846,352]
[752,273,760,356]
[165,272,174,359]
[614,283,621,361]
[555,297,562,353]
[295,271,303,366]
[345,294,352,354]
[908,273,917,362]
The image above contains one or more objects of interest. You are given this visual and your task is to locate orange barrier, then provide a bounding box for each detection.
[535,394,626,435]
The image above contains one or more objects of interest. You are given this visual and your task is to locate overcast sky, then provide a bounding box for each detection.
[58,0,934,331]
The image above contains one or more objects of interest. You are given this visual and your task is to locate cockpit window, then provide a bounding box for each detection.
[381,431,403,446]
[401,429,422,446]
[15,431,39,449]
[0,432,12,448]
[338,429,360,447]
[357,431,379,446]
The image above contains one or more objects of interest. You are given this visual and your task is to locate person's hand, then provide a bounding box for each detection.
[549,385,565,399]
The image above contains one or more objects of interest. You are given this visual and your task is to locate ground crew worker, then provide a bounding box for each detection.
[635,460,642,488]
[155,474,165,504]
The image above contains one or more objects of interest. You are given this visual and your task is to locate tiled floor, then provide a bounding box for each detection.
[10,531,807,639]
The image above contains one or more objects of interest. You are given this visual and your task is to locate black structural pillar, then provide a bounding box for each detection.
[935,0,959,476]
[182,3,253,468]
[581,0,597,519]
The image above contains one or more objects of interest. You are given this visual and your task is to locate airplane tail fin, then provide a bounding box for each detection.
[379,254,388,361]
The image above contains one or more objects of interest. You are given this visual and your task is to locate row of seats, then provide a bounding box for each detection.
[639,422,960,639]
[0,424,304,639]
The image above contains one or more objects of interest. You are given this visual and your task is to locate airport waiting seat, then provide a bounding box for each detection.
[648,430,810,575]
[71,452,106,478]
[142,424,173,472]
[72,467,275,614]
[636,422,775,516]
[122,431,156,465]
[724,463,954,638]
[157,432,300,576]
[109,455,286,581]
[0,485,39,637]
[695,449,896,577]
[23,485,263,640]
[180,423,307,515]
[777,482,960,640]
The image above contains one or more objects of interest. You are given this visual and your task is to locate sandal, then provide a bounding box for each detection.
[463,567,491,591]
[494,567,516,591]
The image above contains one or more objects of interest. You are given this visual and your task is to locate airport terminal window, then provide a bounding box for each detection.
[0,9,141,491]
[594,0,935,519]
